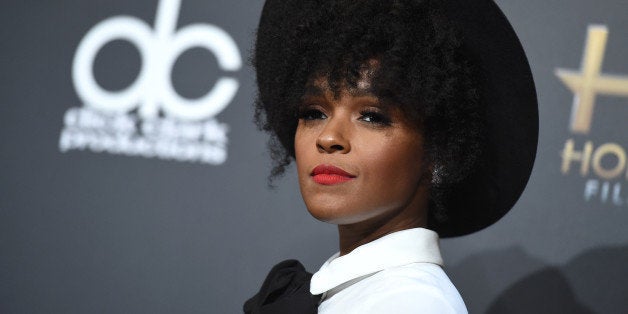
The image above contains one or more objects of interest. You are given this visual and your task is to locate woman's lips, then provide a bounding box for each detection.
[311,165,356,185]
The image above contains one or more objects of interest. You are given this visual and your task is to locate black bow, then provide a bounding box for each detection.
[244,260,321,314]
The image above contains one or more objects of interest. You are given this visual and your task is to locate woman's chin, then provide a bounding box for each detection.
[306,206,379,226]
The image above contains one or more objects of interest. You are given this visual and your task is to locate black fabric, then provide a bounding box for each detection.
[244,260,321,314]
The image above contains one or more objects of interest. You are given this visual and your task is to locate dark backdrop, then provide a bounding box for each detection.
[2,0,627,313]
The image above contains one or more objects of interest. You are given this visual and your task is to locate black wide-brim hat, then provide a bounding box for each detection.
[433,0,538,237]
[256,0,538,237]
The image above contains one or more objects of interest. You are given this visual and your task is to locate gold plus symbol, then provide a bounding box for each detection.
[555,25,628,134]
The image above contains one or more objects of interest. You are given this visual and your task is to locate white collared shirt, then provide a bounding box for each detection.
[310,228,468,314]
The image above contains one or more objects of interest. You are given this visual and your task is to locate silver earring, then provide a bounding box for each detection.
[431,164,443,185]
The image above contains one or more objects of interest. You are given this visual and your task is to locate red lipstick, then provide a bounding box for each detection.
[311,165,356,185]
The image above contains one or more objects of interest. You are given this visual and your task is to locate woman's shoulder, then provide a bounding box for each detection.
[369,263,467,313]
[322,263,467,314]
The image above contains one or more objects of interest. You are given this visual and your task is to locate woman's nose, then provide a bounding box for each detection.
[316,117,351,154]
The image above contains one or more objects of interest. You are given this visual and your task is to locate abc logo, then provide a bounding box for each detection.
[72,0,242,121]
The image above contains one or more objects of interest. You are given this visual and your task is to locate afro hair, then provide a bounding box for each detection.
[253,0,485,223]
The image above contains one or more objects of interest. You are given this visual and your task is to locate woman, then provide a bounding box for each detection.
[244,0,538,313]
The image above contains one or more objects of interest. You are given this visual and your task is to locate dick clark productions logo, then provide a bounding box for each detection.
[59,0,241,164]
[556,25,628,207]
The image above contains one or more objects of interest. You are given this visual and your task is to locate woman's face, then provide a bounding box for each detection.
[295,78,431,227]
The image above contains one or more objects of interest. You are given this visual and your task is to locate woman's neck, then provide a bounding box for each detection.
[337,209,427,256]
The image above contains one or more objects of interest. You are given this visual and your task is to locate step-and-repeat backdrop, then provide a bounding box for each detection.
[2,0,627,313]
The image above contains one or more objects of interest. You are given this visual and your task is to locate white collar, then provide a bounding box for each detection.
[310,227,443,295]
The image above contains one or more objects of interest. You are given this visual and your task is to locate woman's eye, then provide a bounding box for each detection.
[359,111,391,126]
[299,109,327,121]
